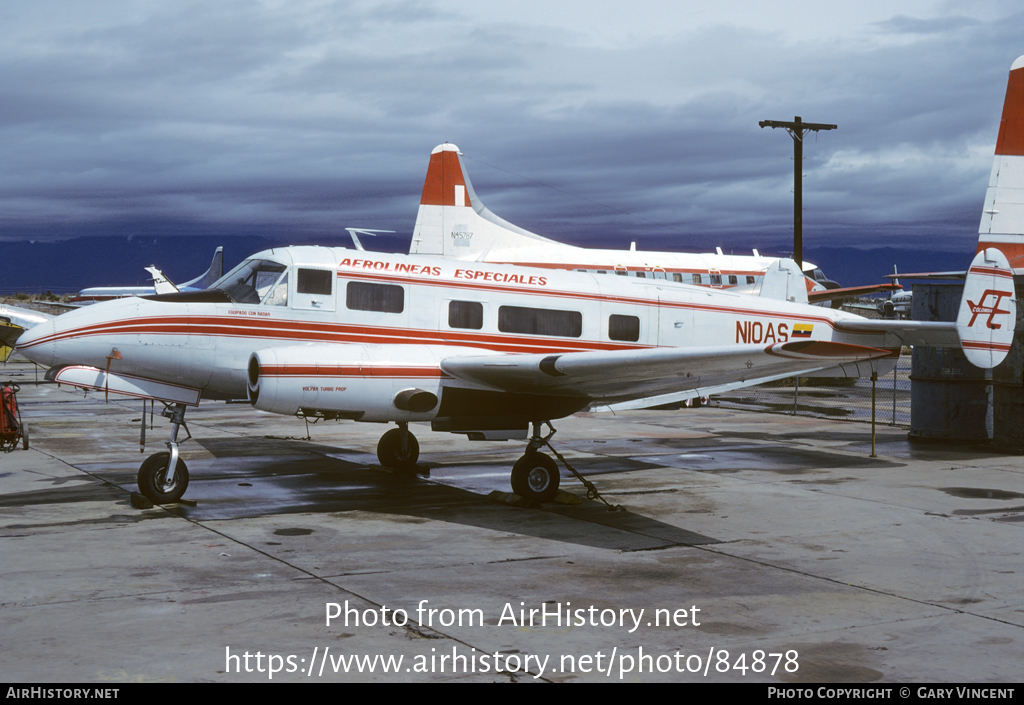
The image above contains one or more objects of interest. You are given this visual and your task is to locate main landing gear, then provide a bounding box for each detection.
[511,424,560,503]
[374,421,562,504]
[376,422,420,471]
[137,403,191,503]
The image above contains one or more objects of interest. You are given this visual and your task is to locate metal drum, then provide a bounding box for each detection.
[909,283,991,443]
[992,275,1024,452]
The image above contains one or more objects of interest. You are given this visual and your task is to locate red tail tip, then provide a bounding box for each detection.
[420,144,471,207]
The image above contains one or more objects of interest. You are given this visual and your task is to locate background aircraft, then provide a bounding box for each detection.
[0,304,54,363]
[408,144,899,306]
[68,246,224,305]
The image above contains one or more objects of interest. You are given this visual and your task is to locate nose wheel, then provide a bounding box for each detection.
[137,402,191,503]
[138,452,190,503]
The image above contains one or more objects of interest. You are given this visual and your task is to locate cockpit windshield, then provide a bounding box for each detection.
[211,259,287,304]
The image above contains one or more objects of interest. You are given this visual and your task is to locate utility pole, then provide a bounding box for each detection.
[758,116,836,269]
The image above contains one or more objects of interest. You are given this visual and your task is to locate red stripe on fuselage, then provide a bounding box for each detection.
[260,365,447,378]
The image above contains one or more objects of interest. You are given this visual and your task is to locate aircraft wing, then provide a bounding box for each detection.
[884,271,966,281]
[808,283,902,304]
[441,340,893,405]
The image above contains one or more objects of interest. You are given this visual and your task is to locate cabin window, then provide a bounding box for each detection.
[297,268,333,296]
[692,274,702,284]
[346,281,404,313]
[710,273,722,286]
[609,314,640,342]
[746,276,756,285]
[498,306,582,338]
[728,275,738,285]
[635,271,646,279]
[597,270,607,275]
[615,270,627,276]
[448,300,483,329]
[672,273,683,283]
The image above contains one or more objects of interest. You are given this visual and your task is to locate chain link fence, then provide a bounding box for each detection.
[712,352,912,427]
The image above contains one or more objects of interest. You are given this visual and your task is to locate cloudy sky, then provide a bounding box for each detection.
[1,0,1021,256]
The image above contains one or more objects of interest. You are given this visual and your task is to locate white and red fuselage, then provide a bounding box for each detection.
[17,247,903,427]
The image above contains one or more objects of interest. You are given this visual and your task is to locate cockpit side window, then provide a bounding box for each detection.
[212,259,287,304]
[263,272,288,307]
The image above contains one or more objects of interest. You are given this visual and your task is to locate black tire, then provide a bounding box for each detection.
[377,428,419,470]
[138,452,189,503]
[511,452,560,503]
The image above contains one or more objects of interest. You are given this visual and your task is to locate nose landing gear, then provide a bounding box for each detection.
[137,402,191,503]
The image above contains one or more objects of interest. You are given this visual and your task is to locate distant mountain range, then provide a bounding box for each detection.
[0,236,971,296]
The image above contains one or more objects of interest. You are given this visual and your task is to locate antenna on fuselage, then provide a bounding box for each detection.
[345,228,395,251]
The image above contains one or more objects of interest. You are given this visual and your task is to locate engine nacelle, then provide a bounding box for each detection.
[247,343,451,422]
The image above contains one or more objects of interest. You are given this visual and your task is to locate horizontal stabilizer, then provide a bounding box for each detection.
[957,248,1017,368]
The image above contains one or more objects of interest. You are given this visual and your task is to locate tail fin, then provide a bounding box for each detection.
[180,246,224,290]
[758,259,810,305]
[957,248,1017,368]
[979,56,1024,270]
[145,266,179,295]
[409,144,561,258]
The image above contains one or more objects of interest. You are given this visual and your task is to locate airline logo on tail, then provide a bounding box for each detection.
[966,289,1013,329]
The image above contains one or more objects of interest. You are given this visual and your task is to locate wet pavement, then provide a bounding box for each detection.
[1,358,1021,683]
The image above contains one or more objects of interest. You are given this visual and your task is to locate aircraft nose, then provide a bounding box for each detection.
[14,318,57,368]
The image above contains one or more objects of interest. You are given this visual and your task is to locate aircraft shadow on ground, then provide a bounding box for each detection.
[18,434,716,551]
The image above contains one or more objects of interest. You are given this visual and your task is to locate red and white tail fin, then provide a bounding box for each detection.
[409,144,560,258]
[957,248,1017,368]
[979,55,1024,270]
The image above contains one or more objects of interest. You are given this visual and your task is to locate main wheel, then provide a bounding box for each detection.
[138,452,189,503]
[511,452,560,503]
[377,428,420,470]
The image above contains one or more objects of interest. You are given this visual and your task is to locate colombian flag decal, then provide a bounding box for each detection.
[792,323,813,338]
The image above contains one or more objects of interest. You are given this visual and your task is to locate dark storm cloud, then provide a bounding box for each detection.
[0,1,1021,258]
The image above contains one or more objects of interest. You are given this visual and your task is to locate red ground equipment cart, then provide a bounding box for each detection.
[1,381,28,451]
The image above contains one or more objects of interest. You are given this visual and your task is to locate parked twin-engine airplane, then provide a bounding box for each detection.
[13,245,1015,504]
[11,55,1024,507]
[408,145,899,306]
